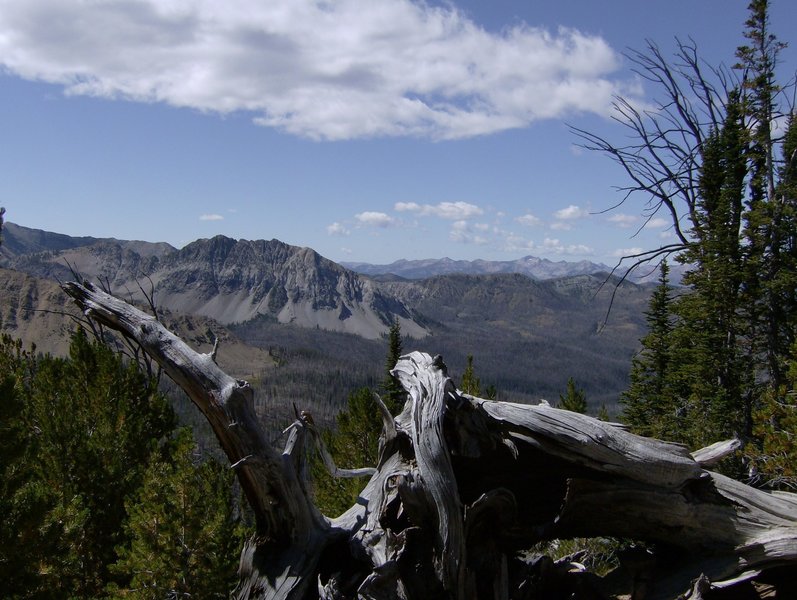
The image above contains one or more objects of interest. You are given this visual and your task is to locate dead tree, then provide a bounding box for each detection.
[63,281,797,599]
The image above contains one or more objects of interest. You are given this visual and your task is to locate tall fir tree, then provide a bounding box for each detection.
[314,322,409,515]
[671,92,753,446]
[380,320,406,414]
[622,262,677,438]
[736,0,792,393]
[460,354,481,396]
[558,377,587,414]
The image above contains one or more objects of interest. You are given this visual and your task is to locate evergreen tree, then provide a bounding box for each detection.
[460,354,481,396]
[622,262,677,438]
[671,95,752,446]
[558,377,587,414]
[110,428,243,599]
[312,387,382,516]
[0,335,48,597]
[315,322,410,514]
[736,0,793,393]
[748,341,797,490]
[30,330,176,596]
[381,320,406,414]
[0,329,246,598]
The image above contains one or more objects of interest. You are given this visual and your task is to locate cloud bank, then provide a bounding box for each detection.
[0,0,635,140]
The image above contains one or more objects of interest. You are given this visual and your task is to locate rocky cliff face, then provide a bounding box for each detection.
[2,224,428,340]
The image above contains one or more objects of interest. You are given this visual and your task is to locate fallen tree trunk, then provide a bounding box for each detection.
[63,281,797,599]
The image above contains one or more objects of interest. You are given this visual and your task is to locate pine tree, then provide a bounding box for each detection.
[736,0,792,393]
[460,354,481,396]
[312,387,382,516]
[622,262,677,438]
[0,335,48,597]
[110,428,243,599]
[0,330,176,597]
[747,341,797,490]
[381,320,406,414]
[558,377,587,414]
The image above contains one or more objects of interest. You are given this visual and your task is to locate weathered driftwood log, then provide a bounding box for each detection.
[63,281,797,600]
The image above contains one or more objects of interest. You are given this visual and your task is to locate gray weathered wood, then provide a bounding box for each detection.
[63,281,797,599]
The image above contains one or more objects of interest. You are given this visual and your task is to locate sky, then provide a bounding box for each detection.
[1,0,795,266]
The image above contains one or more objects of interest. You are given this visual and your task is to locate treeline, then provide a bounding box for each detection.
[0,330,244,599]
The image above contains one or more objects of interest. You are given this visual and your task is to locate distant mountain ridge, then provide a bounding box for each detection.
[0,222,427,340]
[0,221,651,412]
[342,255,613,281]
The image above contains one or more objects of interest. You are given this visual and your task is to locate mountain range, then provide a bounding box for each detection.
[342,255,613,281]
[0,222,652,421]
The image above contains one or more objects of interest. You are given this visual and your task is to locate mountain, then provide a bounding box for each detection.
[342,255,613,280]
[0,221,174,260]
[1,222,652,418]
[1,223,427,340]
[0,267,273,381]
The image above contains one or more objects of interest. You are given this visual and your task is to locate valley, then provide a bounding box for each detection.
[0,222,651,429]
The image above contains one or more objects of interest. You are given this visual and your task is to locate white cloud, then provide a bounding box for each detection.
[646,217,670,229]
[549,222,572,231]
[0,0,635,140]
[199,214,224,221]
[607,213,638,228]
[542,237,593,255]
[326,221,350,236]
[503,234,535,252]
[612,247,644,257]
[395,201,483,220]
[516,213,541,227]
[553,204,588,220]
[355,211,397,228]
[449,220,488,245]
[502,233,592,256]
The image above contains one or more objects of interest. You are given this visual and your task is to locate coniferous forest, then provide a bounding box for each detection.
[2,1,797,598]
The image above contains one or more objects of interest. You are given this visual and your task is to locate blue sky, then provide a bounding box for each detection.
[2,0,795,265]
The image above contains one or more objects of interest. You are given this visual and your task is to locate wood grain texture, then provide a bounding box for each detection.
[63,281,797,599]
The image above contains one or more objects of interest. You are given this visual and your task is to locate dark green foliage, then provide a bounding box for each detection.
[312,387,382,516]
[381,320,406,414]
[620,3,796,456]
[558,377,587,414]
[622,263,676,438]
[0,330,243,598]
[109,428,244,599]
[665,97,750,447]
[460,354,481,396]
[0,335,46,597]
[748,342,797,489]
[0,329,176,597]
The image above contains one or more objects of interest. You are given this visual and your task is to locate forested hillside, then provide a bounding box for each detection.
[1,222,652,420]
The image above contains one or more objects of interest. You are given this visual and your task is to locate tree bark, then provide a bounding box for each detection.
[63,281,797,599]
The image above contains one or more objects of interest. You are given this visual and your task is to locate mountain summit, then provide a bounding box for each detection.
[1,224,427,339]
